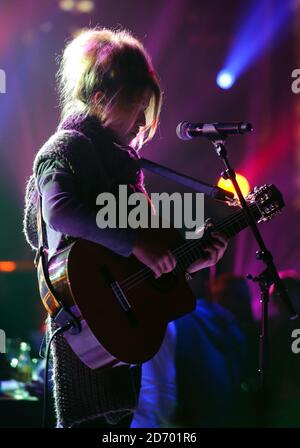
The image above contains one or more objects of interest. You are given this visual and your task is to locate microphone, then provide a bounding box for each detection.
[176,121,253,140]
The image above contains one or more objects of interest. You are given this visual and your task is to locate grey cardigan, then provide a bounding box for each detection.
[23,112,147,259]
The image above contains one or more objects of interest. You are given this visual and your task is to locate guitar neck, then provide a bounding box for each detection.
[173,202,260,273]
[119,184,282,290]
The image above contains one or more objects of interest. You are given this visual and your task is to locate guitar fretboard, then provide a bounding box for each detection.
[173,202,259,273]
[120,202,261,291]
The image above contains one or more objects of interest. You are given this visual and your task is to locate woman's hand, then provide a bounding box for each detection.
[186,231,228,274]
[132,229,177,279]
[132,227,228,279]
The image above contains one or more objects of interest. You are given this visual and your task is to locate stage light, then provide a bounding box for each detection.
[220,1,291,83]
[217,173,250,198]
[10,358,18,368]
[59,0,94,13]
[216,70,235,89]
[0,261,17,272]
[59,0,75,11]
[76,0,94,13]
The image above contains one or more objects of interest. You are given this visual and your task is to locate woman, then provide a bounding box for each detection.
[23,27,228,428]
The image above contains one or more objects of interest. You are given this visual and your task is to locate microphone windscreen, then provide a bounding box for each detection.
[176,121,192,140]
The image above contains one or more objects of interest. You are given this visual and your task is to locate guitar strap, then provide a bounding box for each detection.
[35,194,81,334]
[34,194,61,316]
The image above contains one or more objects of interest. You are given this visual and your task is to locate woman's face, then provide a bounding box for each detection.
[107,89,152,146]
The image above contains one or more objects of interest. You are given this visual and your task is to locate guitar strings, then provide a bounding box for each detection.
[119,205,255,291]
[121,207,252,291]
[120,206,252,291]
[121,222,249,291]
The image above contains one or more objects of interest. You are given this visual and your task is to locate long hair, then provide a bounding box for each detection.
[57,27,162,146]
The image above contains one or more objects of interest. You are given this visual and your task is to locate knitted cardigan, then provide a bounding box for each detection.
[23,113,144,427]
[23,113,144,254]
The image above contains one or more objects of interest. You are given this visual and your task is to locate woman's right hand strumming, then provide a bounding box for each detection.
[132,229,177,279]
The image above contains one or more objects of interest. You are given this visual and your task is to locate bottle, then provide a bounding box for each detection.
[16,342,33,383]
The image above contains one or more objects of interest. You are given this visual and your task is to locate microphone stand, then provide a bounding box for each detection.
[203,127,298,395]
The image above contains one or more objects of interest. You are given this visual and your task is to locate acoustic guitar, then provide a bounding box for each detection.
[37,184,284,369]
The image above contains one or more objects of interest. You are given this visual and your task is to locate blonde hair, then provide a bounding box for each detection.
[57,27,162,145]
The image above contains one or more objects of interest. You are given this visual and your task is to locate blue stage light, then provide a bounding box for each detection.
[220,0,292,84]
[216,71,235,89]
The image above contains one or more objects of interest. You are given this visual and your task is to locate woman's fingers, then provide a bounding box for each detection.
[159,252,177,272]
[204,232,228,264]
[153,251,177,278]
[150,230,227,278]
[153,265,163,279]
[210,231,228,246]
[204,246,219,264]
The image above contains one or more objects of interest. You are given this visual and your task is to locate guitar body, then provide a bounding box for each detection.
[47,232,196,368]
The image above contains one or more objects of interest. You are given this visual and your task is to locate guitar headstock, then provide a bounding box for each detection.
[246,184,285,222]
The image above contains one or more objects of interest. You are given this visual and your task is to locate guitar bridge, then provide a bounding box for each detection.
[100,266,139,328]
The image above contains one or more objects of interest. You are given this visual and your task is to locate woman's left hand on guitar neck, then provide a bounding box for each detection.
[186,231,228,274]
